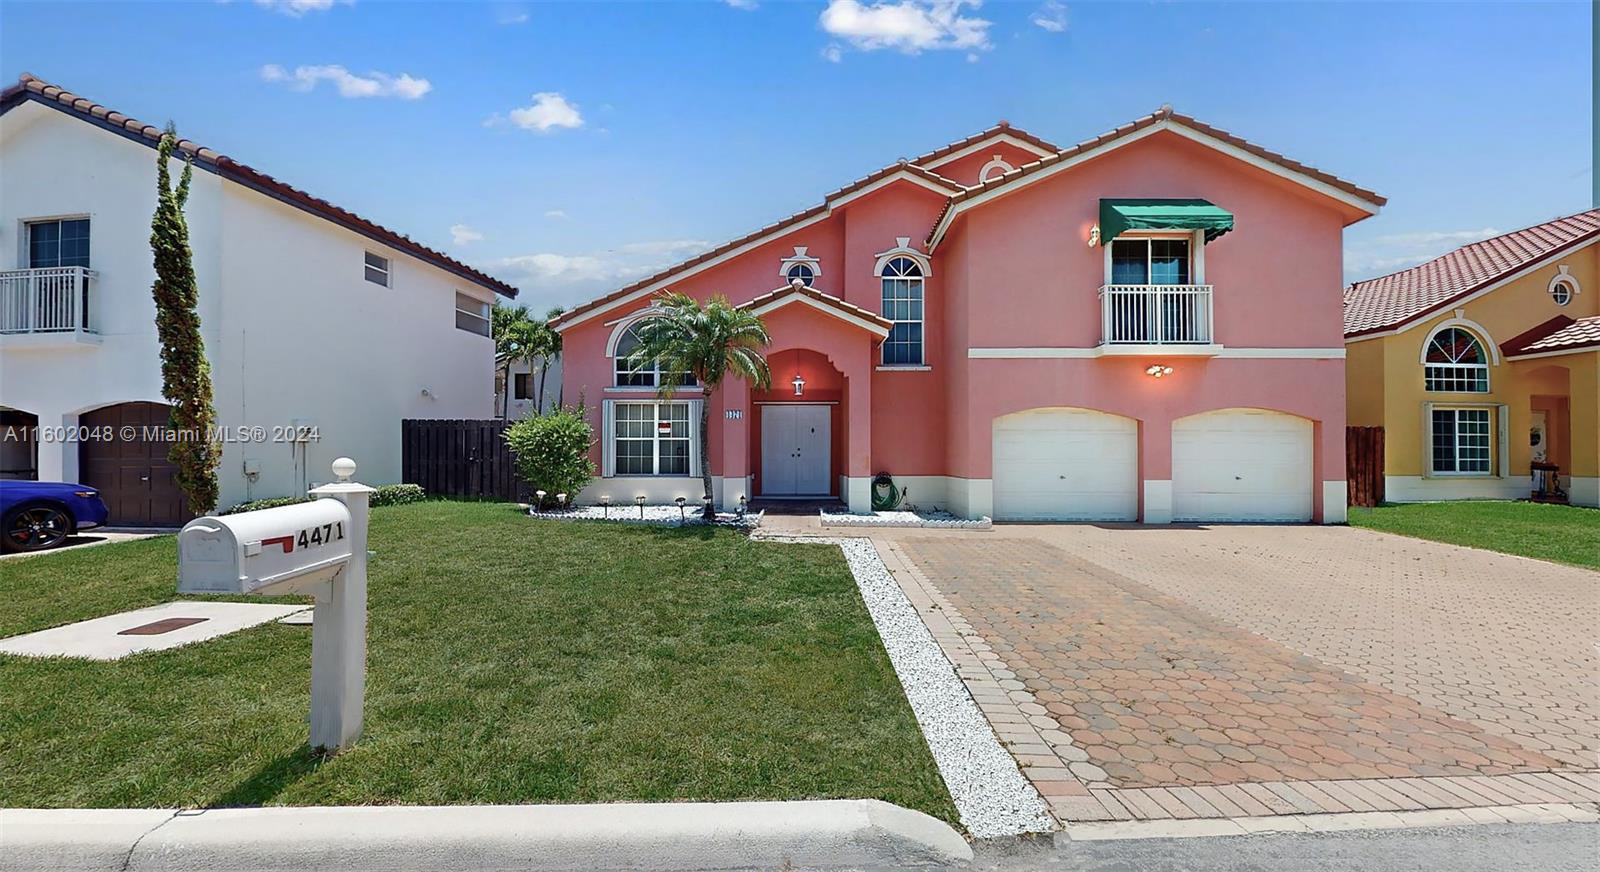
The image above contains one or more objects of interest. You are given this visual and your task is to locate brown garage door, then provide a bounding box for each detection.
[79,402,192,527]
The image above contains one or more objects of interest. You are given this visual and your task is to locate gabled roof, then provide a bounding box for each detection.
[926,106,1386,249]
[548,156,969,330]
[1344,210,1600,338]
[738,283,892,337]
[1501,314,1600,358]
[1,73,517,298]
[909,120,1059,168]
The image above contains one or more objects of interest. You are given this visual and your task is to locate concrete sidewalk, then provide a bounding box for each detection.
[1,800,972,872]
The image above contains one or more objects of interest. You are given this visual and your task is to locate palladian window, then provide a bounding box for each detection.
[1423,327,1489,393]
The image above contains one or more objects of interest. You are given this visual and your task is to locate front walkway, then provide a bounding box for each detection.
[859,523,1600,824]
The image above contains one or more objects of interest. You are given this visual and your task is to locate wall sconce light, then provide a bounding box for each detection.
[1145,365,1175,378]
[792,374,806,396]
[1088,225,1101,248]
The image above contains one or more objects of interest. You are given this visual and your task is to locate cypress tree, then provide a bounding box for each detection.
[150,124,220,513]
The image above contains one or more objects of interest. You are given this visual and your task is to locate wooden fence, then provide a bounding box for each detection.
[1346,426,1384,508]
[401,419,528,502]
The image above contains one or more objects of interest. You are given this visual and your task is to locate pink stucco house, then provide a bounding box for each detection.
[551,108,1384,523]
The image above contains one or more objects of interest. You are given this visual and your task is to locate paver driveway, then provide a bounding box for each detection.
[869,524,1600,823]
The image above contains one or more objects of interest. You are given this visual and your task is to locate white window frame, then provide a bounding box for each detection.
[1425,404,1497,476]
[1101,230,1204,285]
[778,246,821,284]
[602,399,702,478]
[879,255,925,366]
[454,291,490,336]
[365,251,391,287]
[1421,325,1490,393]
[23,215,92,269]
[611,321,698,389]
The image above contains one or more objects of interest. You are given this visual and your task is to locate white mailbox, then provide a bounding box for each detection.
[176,457,376,752]
[178,500,353,596]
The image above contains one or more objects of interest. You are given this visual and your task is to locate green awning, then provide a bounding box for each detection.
[1098,199,1234,245]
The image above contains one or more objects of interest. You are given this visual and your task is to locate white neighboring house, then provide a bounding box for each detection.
[0,74,515,525]
[504,355,563,419]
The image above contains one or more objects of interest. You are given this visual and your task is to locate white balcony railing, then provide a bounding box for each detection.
[0,266,97,335]
[1099,284,1213,345]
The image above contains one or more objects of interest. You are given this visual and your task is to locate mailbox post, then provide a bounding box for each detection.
[176,457,374,752]
[306,458,375,751]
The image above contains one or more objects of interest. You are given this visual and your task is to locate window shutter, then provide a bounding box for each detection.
[687,399,704,481]
[601,401,616,477]
[1421,402,1434,477]
[1496,404,1510,478]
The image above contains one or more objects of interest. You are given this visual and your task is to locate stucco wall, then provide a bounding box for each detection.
[0,101,494,509]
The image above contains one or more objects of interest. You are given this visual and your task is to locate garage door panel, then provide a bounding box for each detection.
[993,409,1138,521]
[1173,409,1312,523]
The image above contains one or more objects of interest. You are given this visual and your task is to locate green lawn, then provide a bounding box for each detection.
[0,502,956,822]
[1349,500,1600,570]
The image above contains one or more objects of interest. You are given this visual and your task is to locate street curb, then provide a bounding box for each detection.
[2,799,973,871]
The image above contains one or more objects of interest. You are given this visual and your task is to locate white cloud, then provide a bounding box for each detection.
[260,64,431,100]
[544,209,569,220]
[821,44,844,63]
[724,0,758,8]
[1030,0,1067,32]
[490,239,712,301]
[503,92,584,133]
[254,0,345,16]
[450,224,484,246]
[818,0,991,57]
[494,3,528,24]
[1343,226,1500,282]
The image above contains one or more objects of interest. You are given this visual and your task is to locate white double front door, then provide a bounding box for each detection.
[761,404,832,496]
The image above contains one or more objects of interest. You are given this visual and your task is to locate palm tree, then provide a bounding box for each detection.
[492,303,537,418]
[627,292,771,518]
[535,305,566,412]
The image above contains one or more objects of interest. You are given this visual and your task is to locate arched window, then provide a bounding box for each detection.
[1423,327,1489,392]
[880,256,924,365]
[613,322,696,388]
[1550,276,1576,306]
[785,262,816,287]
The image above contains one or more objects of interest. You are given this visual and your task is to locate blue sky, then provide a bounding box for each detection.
[1,1,1591,312]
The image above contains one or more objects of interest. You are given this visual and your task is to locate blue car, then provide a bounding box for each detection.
[1,480,111,553]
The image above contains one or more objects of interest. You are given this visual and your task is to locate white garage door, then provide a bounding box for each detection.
[1172,409,1312,522]
[992,409,1138,521]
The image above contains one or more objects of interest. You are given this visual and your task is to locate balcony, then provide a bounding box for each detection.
[0,266,100,348]
[1097,284,1220,355]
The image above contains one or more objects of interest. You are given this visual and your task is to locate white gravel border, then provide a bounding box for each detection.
[820,509,991,530]
[757,534,1053,838]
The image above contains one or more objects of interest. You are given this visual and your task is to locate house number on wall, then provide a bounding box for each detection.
[725,410,744,420]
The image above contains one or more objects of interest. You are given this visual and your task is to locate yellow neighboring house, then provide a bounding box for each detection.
[1344,209,1599,508]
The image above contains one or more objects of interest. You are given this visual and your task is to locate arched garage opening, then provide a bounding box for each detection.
[1,407,39,480]
[1172,408,1313,522]
[78,401,192,527]
[991,408,1139,521]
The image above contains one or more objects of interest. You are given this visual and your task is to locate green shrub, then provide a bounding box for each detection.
[504,404,596,509]
[371,483,426,507]
[225,484,425,514]
[222,496,308,515]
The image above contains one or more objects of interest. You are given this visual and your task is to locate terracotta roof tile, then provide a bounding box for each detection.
[926,106,1385,248]
[1502,314,1600,356]
[1,73,517,297]
[1344,210,1600,337]
[738,283,894,332]
[908,119,1060,167]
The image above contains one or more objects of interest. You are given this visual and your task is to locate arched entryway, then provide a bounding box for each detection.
[753,349,844,498]
[78,402,192,527]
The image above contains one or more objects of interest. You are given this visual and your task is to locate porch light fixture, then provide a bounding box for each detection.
[792,374,806,396]
[1088,225,1101,248]
[1145,365,1175,378]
